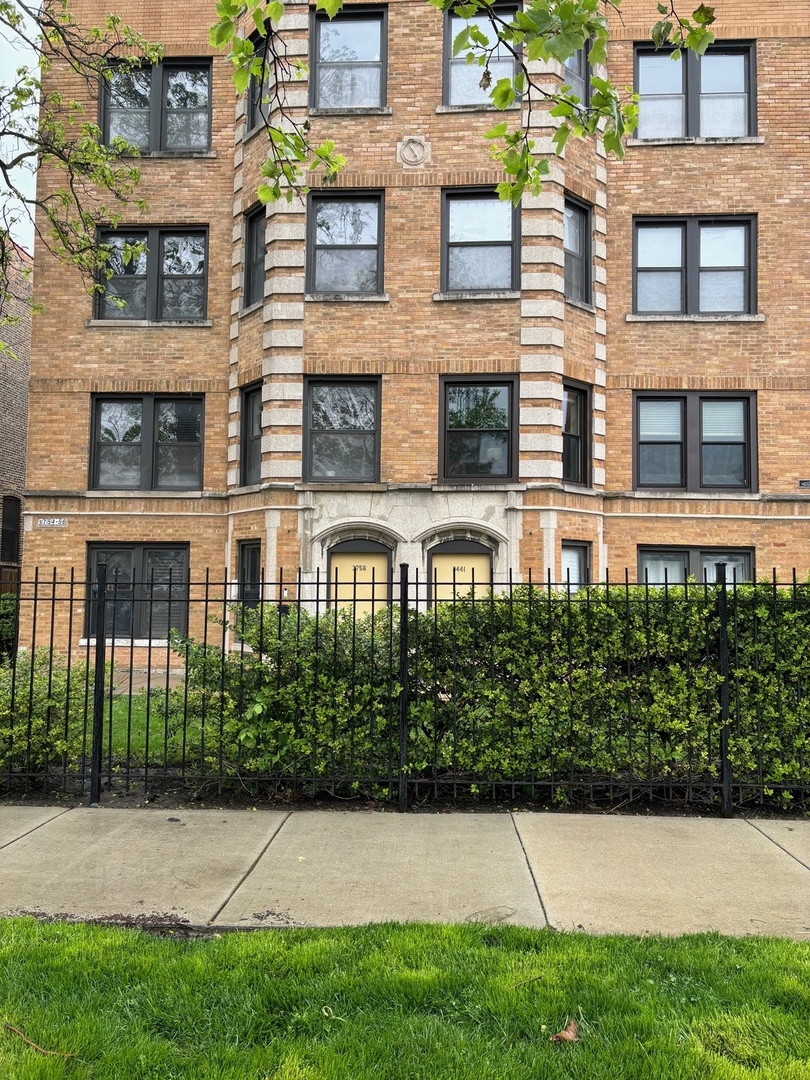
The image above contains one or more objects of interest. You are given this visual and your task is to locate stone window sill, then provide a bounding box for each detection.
[85,319,213,329]
[309,106,392,117]
[630,490,760,500]
[305,293,390,302]
[626,136,764,147]
[435,103,521,113]
[431,482,525,492]
[83,489,204,498]
[433,291,520,302]
[239,300,264,318]
[135,150,217,159]
[625,313,765,324]
[296,482,387,492]
[565,296,597,314]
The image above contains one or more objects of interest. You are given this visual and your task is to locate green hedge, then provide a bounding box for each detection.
[163,583,810,797]
[0,648,93,773]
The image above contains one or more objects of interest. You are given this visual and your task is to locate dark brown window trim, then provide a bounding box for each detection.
[634,40,757,140]
[89,393,204,492]
[633,390,757,493]
[632,214,757,316]
[304,376,382,483]
[310,6,388,111]
[439,374,518,484]
[440,188,520,294]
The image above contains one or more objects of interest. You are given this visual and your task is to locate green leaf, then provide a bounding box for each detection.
[484,121,509,140]
[552,123,570,155]
[316,0,343,17]
[692,4,716,26]
[233,67,251,94]
[490,77,515,110]
[267,1,285,24]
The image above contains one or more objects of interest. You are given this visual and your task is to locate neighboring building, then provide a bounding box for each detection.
[0,243,32,588]
[20,0,810,650]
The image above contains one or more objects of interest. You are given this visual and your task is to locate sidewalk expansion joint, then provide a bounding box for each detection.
[744,819,810,874]
[0,808,73,852]
[509,813,552,929]
[207,811,291,925]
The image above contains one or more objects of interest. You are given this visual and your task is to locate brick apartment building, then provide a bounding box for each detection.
[0,243,32,588]
[20,0,810,646]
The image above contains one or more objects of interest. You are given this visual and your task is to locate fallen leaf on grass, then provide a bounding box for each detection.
[550,1019,579,1043]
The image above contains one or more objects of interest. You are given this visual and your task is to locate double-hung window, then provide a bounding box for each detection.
[244,207,266,308]
[305,379,380,482]
[88,544,189,639]
[98,228,208,321]
[634,216,755,315]
[241,384,263,487]
[91,396,203,491]
[635,43,755,139]
[1,496,20,564]
[635,393,756,492]
[442,190,517,292]
[563,197,592,304]
[238,541,262,606]
[104,61,211,152]
[307,193,383,295]
[563,46,590,105]
[311,8,386,109]
[638,547,752,585]
[562,383,589,485]
[247,33,271,131]
[561,542,590,591]
[440,376,517,482]
[444,4,517,106]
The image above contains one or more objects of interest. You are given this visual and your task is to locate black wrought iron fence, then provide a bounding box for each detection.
[1,565,809,810]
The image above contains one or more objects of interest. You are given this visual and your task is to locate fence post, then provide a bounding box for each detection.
[89,562,107,807]
[397,563,409,812]
[717,562,733,818]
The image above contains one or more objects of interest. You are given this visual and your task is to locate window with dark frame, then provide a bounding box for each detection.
[635,43,755,139]
[0,496,20,564]
[238,541,262,606]
[87,543,189,639]
[91,396,203,491]
[635,392,756,492]
[563,197,591,304]
[307,193,383,294]
[633,216,755,315]
[244,207,266,308]
[247,33,271,131]
[444,4,517,106]
[311,8,386,109]
[563,45,590,105]
[440,376,516,482]
[103,61,211,152]
[241,384,263,487]
[638,547,752,584]
[561,542,590,591]
[306,379,380,482]
[562,383,589,485]
[98,228,208,321]
[442,190,517,292]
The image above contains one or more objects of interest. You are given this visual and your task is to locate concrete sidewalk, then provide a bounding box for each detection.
[1,807,808,938]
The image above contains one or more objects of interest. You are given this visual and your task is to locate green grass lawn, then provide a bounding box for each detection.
[0,920,808,1079]
[106,692,189,765]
